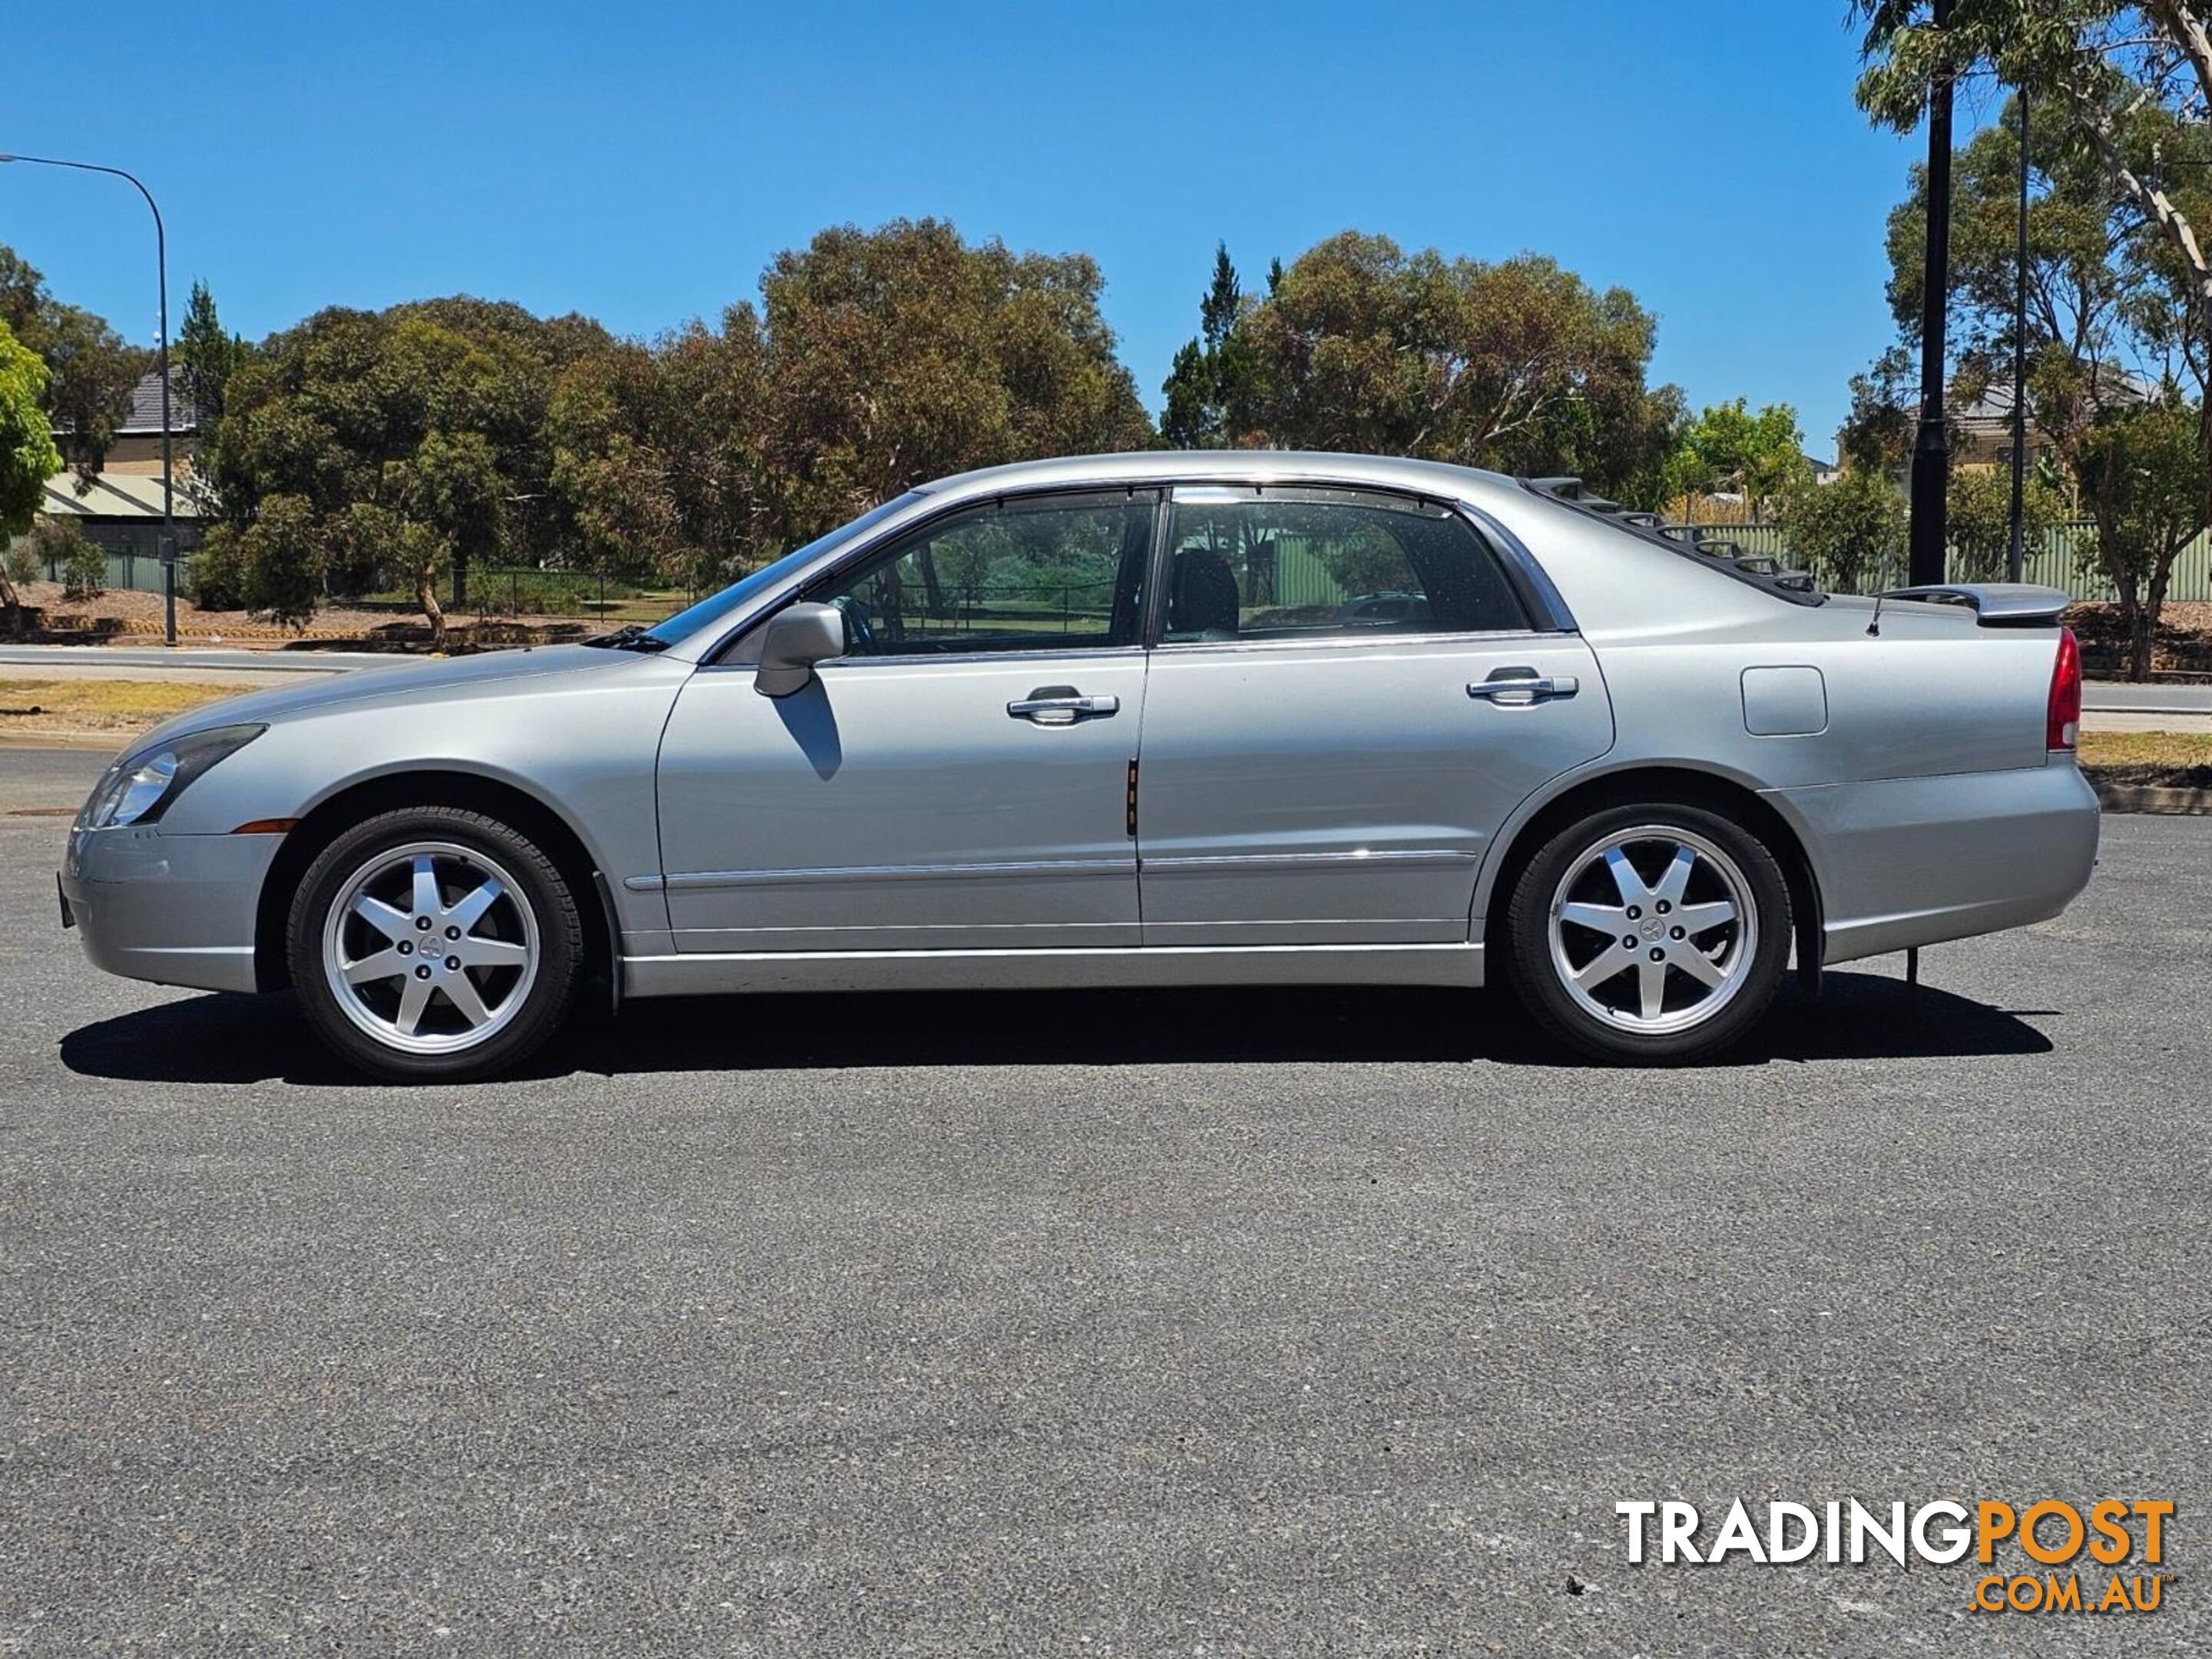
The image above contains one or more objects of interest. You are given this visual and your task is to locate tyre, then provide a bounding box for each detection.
[287,807,585,1082]
[1502,802,1792,1065]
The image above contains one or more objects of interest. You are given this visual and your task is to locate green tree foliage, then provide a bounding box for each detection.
[1217,232,1684,502]
[222,494,326,629]
[177,279,246,433]
[36,518,108,601]
[0,245,145,484]
[1883,91,2144,469]
[1778,470,1908,593]
[1851,2,2212,354]
[548,316,778,593]
[191,219,1714,631]
[0,317,63,634]
[1838,346,1919,472]
[1945,465,2067,579]
[2074,392,2206,674]
[1856,45,2209,674]
[1161,243,1256,447]
[1663,399,1810,517]
[206,297,614,630]
[207,221,1155,627]
[757,219,1152,541]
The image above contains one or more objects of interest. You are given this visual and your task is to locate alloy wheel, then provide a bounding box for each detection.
[1545,825,1758,1035]
[320,840,540,1055]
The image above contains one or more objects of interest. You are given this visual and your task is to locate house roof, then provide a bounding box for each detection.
[40,470,210,522]
[119,367,204,435]
[1952,367,2156,436]
[50,368,204,440]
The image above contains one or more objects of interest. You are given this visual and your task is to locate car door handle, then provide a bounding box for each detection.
[1467,671,1578,707]
[1008,689,1120,725]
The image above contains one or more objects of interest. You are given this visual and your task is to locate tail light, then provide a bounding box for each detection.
[2046,627,2081,751]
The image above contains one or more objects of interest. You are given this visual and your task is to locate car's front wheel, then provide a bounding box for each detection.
[287,807,584,1081]
[1503,802,1792,1064]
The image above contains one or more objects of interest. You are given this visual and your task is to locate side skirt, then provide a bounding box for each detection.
[621,942,1485,998]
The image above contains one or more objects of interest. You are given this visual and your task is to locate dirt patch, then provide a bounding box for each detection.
[2066,601,2212,676]
[10,581,598,653]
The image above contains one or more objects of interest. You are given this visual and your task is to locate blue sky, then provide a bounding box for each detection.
[4,1,1977,456]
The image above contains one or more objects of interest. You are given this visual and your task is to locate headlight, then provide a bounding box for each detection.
[78,724,267,830]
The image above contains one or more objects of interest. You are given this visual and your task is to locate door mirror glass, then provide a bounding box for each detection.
[753,602,848,697]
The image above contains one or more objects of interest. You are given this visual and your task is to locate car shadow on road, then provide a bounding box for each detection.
[58,969,2055,1087]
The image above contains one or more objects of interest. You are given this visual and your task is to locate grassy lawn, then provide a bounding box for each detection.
[0,679,263,738]
[2076,729,2212,788]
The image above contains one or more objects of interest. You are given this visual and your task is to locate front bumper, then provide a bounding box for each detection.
[61,825,283,994]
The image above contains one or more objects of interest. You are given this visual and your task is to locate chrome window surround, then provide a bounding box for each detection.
[690,475,1581,668]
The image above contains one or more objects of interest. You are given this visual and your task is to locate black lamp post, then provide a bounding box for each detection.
[0,151,177,646]
[2008,91,2032,582]
[1907,0,1956,588]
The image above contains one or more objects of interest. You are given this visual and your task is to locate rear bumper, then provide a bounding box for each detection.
[1775,759,2101,966]
[60,825,280,995]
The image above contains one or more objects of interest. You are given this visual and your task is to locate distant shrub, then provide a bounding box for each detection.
[186,525,249,611]
[26,518,108,601]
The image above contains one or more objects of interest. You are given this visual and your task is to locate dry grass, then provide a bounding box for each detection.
[2077,729,2212,789]
[0,678,261,737]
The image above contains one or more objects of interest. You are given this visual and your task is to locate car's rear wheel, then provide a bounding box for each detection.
[1503,802,1792,1064]
[287,807,584,1081]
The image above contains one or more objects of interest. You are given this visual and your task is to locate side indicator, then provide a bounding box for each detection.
[229,818,299,835]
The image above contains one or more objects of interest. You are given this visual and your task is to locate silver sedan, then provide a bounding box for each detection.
[60,452,2099,1079]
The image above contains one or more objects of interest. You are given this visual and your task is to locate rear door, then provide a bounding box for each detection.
[1134,485,1613,945]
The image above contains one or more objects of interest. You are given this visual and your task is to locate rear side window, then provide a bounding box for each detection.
[1161,487,1530,643]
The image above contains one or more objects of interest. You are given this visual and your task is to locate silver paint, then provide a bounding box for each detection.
[60,451,2100,1018]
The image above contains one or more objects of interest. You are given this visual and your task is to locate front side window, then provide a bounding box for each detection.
[647,492,923,648]
[811,491,1153,656]
[1161,488,1529,643]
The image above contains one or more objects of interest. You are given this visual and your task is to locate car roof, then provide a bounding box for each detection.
[921,449,1522,508]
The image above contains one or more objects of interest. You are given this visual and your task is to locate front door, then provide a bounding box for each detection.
[1134,485,1614,945]
[655,489,1157,952]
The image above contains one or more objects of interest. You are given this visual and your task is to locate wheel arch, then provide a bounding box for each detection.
[253,767,620,996]
[1477,763,1826,992]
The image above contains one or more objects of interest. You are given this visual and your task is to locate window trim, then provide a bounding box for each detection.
[1144,480,1549,650]
[712,485,1164,667]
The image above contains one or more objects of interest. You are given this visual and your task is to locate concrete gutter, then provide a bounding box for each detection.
[2091,781,2212,816]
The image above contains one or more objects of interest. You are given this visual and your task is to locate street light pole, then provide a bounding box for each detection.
[1908,0,1956,588]
[2008,90,2032,583]
[0,152,177,646]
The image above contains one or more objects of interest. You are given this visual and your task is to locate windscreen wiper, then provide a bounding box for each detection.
[582,623,671,652]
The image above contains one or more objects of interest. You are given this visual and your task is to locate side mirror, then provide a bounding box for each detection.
[753,602,847,697]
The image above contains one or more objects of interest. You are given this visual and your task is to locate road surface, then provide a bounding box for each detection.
[0,747,2204,1655]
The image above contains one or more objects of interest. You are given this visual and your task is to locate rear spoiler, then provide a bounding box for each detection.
[1877,583,2071,628]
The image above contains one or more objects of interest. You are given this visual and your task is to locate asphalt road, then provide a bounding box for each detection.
[0,641,389,681]
[2080,680,2212,714]
[2,746,2207,1655]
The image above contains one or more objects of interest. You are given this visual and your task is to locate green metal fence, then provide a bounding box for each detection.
[1670,519,2212,601]
[34,547,189,595]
